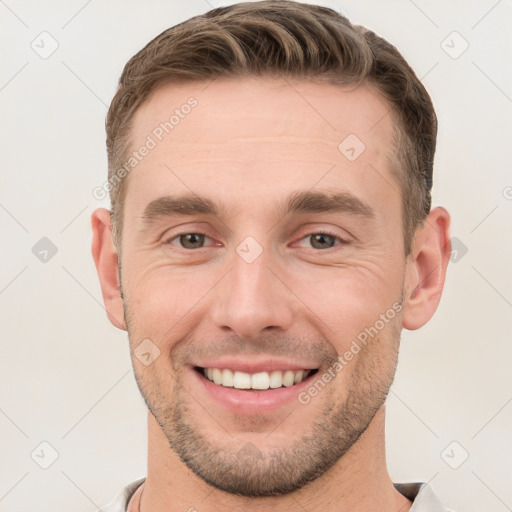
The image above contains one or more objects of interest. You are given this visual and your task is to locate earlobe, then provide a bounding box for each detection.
[91,208,127,331]
[402,207,451,331]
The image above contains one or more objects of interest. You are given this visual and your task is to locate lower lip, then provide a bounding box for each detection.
[190,367,318,414]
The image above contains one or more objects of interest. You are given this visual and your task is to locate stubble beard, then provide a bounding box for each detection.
[124,295,401,497]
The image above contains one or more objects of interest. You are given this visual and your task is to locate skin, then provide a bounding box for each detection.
[92,77,451,512]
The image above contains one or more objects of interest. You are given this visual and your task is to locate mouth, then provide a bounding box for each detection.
[193,366,319,391]
[189,359,323,413]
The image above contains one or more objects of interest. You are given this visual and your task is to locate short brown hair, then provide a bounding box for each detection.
[106,0,437,255]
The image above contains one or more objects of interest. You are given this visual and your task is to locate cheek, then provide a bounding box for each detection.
[331,316,402,401]
[123,260,218,342]
[287,254,404,339]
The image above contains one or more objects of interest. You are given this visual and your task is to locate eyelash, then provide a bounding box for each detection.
[296,230,350,249]
[164,230,349,250]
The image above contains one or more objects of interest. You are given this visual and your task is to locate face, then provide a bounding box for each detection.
[110,78,412,496]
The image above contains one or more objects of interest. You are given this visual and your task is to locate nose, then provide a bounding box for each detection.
[210,247,295,339]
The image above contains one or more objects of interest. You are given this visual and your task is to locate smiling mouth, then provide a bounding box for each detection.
[194,366,319,391]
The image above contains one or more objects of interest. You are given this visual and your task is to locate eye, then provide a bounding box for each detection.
[297,231,348,250]
[166,232,210,249]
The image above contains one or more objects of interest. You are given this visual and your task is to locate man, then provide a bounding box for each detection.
[91,1,452,510]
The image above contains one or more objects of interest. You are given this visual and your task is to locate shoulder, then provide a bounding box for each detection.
[97,477,146,512]
[394,482,455,512]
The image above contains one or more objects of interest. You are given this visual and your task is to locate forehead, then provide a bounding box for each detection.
[130,77,394,149]
[124,77,398,219]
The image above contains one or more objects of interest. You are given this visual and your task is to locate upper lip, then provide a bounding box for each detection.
[192,358,320,374]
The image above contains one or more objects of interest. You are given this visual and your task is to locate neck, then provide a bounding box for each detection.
[139,405,411,512]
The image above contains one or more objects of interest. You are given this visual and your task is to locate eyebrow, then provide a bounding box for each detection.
[283,190,375,219]
[140,190,375,224]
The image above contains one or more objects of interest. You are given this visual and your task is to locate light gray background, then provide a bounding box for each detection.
[1,1,511,511]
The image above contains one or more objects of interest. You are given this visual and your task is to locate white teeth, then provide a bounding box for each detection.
[201,367,312,389]
[222,369,234,387]
[282,370,295,387]
[212,368,222,385]
[233,371,251,389]
[269,370,283,388]
[251,372,270,390]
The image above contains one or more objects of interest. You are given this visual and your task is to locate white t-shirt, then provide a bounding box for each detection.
[99,478,453,511]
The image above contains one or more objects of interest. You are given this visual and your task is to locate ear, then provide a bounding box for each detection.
[91,208,126,331]
[402,207,451,330]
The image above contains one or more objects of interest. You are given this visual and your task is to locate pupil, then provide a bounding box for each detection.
[181,233,204,248]
[311,234,334,249]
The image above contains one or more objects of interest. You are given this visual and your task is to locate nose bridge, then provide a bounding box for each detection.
[210,241,294,338]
